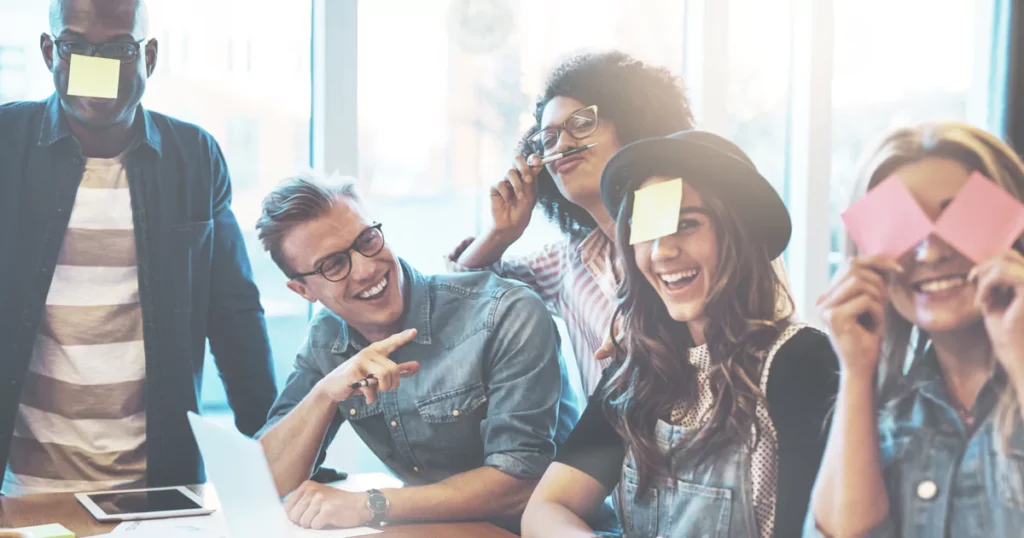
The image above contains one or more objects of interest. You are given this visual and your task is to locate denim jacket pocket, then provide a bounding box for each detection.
[619,464,659,538]
[415,383,487,424]
[994,440,1024,511]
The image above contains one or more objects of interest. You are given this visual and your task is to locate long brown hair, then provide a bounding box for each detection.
[848,122,1024,447]
[601,181,794,492]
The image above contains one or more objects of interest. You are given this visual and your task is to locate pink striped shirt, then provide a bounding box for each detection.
[447,230,620,395]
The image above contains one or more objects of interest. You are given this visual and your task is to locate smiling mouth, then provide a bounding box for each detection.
[912,275,968,294]
[355,272,389,301]
[659,268,700,290]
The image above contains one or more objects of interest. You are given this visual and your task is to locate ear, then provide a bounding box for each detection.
[40,33,55,71]
[286,279,317,303]
[144,38,158,77]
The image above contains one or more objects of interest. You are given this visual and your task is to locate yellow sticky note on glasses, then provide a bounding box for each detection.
[630,178,683,245]
[67,54,120,99]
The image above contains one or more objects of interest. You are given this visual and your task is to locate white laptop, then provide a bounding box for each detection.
[186,411,381,538]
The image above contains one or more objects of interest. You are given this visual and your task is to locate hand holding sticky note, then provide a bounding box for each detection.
[66,54,120,99]
[630,178,683,244]
[842,172,1024,262]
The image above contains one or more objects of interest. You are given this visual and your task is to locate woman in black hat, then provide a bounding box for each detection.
[521,131,839,538]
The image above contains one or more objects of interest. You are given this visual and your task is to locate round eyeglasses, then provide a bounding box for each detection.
[290,223,386,282]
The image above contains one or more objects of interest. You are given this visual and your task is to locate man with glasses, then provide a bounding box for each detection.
[254,174,578,532]
[0,0,277,495]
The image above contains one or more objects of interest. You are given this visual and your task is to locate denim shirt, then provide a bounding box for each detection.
[260,261,580,487]
[803,353,1024,537]
[0,96,277,488]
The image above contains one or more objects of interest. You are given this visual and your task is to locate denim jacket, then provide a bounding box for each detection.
[260,260,580,488]
[803,352,1024,537]
[0,96,277,487]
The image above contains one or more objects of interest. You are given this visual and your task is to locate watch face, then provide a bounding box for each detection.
[369,494,388,512]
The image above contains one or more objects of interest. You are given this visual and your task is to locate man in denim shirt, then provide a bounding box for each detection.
[255,175,579,531]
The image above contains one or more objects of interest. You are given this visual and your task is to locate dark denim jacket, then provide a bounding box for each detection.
[0,95,277,487]
[260,261,580,488]
[804,352,1024,537]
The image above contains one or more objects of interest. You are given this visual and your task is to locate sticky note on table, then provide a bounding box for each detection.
[12,523,74,538]
[66,54,120,99]
[630,178,683,245]
[842,174,933,257]
[933,171,1024,262]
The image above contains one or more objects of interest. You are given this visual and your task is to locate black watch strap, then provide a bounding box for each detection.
[366,488,389,526]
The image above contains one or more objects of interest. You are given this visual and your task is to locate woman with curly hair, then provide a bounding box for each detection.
[521,131,839,538]
[446,51,694,395]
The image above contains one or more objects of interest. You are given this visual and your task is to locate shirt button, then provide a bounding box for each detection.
[413,466,420,472]
[452,409,460,417]
[917,480,938,500]
[349,408,357,416]
[390,420,397,428]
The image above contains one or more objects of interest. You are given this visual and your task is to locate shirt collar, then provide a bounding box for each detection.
[38,93,163,158]
[331,258,433,353]
[911,347,1002,424]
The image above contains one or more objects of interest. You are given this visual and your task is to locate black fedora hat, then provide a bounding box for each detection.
[600,129,791,260]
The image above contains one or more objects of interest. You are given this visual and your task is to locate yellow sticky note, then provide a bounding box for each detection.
[66,54,120,99]
[629,178,683,244]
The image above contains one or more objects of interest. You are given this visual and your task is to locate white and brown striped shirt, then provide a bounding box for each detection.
[448,230,620,395]
[2,156,147,496]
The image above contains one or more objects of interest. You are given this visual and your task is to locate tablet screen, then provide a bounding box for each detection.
[88,489,203,515]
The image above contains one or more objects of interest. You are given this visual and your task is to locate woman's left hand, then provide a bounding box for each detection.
[971,249,1024,385]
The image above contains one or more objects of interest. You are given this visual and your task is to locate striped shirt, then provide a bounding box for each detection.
[448,230,620,395]
[2,156,147,496]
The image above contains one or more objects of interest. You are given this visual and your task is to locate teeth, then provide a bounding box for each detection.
[918,276,966,293]
[661,269,699,284]
[358,277,388,299]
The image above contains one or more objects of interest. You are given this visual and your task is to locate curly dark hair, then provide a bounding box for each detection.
[521,50,695,241]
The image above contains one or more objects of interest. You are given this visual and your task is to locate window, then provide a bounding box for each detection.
[725,0,793,198]
[356,0,687,273]
[145,0,314,409]
[828,0,987,277]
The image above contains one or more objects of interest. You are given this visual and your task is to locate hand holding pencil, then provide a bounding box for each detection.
[315,328,421,404]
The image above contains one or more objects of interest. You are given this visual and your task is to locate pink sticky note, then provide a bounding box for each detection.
[933,171,1024,262]
[842,174,934,257]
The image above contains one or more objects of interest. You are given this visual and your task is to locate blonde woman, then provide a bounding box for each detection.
[808,122,1024,537]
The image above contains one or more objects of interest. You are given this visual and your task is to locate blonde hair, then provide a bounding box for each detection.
[847,121,1024,448]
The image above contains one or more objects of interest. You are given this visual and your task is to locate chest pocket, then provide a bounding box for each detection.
[341,396,385,421]
[619,463,659,538]
[165,219,213,312]
[994,433,1024,512]
[416,383,487,424]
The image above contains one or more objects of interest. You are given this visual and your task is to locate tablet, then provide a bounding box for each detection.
[75,486,215,522]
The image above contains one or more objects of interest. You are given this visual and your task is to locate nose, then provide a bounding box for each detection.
[650,235,680,262]
[913,234,955,265]
[348,253,377,283]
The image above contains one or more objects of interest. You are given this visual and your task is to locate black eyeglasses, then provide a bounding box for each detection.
[527,105,600,156]
[290,223,386,282]
[52,36,148,63]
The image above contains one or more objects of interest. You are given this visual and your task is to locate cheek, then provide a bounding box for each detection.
[887,283,918,322]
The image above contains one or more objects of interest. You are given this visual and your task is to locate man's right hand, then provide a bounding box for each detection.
[489,154,541,241]
[316,329,420,404]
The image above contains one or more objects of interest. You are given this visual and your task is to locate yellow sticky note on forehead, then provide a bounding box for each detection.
[67,54,120,99]
[630,178,683,245]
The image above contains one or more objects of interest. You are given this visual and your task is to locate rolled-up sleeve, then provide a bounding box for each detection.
[444,238,566,312]
[257,331,328,436]
[479,286,563,479]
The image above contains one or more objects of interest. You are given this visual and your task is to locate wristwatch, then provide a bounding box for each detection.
[366,488,390,526]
